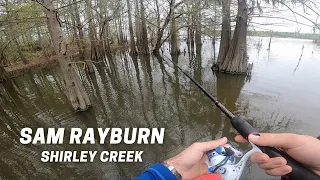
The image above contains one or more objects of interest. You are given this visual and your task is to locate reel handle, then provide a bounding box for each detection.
[231,117,320,180]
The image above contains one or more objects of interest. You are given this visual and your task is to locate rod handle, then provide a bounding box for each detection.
[231,117,320,180]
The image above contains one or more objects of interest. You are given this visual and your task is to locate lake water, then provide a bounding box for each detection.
[0,37,319,180]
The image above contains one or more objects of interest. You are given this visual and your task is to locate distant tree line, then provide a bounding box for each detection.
[248,31,320,40]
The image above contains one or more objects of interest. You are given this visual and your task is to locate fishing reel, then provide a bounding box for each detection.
[206,141,262,180]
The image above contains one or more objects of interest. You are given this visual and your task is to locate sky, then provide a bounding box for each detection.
[250,2,319,33]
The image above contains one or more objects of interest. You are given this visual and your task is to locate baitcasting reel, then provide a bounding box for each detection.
[206,141,262,180]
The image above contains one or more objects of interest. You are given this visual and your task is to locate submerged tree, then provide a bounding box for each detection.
[194,0,202,55]
[139,0,149,54]
[214,0,231,69]
[170,0,180,55]
[218,0,248,74]
[1,0,319,83]
[41,0,91,111]
[126,0,137,55]
[152,0,183,54]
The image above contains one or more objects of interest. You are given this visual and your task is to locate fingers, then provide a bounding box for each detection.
[250,153,270,163]
[258,157,287,169]
[265,165,292,176]
[248,133,302,149]
[195,137,228,152]
[235,135,247,143]
[234,134,295,177]
[250,153,292,176]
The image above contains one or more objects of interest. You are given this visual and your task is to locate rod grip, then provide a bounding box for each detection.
[231,117,320,180]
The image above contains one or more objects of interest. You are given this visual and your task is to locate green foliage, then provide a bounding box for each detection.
[0,1,47,65]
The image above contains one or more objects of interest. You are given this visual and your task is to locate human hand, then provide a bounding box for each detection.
[235,133,320,176]
[165,137,228,180]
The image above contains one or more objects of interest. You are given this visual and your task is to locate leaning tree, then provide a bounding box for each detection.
[39,0,91,111]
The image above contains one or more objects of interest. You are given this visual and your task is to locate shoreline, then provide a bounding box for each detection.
[1,44,128,82]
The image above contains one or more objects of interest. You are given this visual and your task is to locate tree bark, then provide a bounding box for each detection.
[139,0,150,54]
[118,15,125,45]
[212,0,217,62]
[216,0,231,68]
[14,38,29,64]
[126,0,137,54]
[219,0,248,74]
[73,0,87,60]
[71,14,82,57]
[0,50,6,81]
[195,0,202,55]
[134,0,141,51]
[98,0,112,55]
[104,17,112,54]
[153,0,175,54]
[36,24,44,51]
[85,0,100,61]
[170,0,180,55]
[190,15,195,54]
[43,0,91,111]
[186,26,191,54]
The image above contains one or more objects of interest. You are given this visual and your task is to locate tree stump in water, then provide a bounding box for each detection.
[218,0,248,74]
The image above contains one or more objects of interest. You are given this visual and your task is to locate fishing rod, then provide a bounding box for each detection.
[161,54,320,180]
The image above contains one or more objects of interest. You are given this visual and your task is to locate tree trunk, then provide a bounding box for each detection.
[216,0,231,68]
[219,0,248,74]
[85,0,100,60]
[71,16,82,57]
[97,0,107,57]
[14,38,29,64]
[170,0,180,55]
[134,0,141,51]
[190,15,195,54]
[105,18,112,54]
[126,0,137,54]
[99,1,112,55]
[118,16,124,45]
[195,0,202,55]
[153,29,164,54]
[64,16,72,39]
[43,0,91,111]
[153,0,162,54]
[36,24,44,51]
[0,66,5,81]
[212,0,217,62]
[73,0,87,60]
[153,0,176,54]
[139,0,150,54]
[186,26,191,54]
[0,50,6,81]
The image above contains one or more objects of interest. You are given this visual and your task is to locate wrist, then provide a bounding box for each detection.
[164,158,184,179]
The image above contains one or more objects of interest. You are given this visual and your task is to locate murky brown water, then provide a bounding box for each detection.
[0,37,319,180]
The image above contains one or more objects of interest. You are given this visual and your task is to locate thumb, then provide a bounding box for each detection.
[248,133,302,149]
[197,137,228,152]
